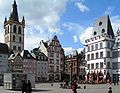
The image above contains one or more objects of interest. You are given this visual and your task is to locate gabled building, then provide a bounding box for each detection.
[0,43,9,83]
[31,48,48,82]
[38,35,65,81]
[111,29,120,81]
[65,50,86,81]
[8,52,23,73]
[65,50,79,78]
[4,0,25,53]
[84,15,116,83]
[21,50,36,78]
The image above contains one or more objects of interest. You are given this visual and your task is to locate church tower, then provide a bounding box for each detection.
[4,0,25,53]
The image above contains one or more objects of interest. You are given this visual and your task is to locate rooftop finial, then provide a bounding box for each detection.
[22,16,25,27]
[13,0,17,7]
[116,27,120,36]
[118,27,120,31]
[4,17,7,23]
[9,0,19,21]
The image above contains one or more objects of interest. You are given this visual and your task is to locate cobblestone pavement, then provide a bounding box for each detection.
[0,83,120,93]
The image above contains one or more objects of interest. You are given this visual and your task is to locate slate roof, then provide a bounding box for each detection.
[92,15,114,38]
[8,52,21,60]
[21,50,35,59]
[31,48,48,61]
[0,43,9,54]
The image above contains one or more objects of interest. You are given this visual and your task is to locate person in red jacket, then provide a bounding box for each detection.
[72,82,75,93]
[72,81,77,93]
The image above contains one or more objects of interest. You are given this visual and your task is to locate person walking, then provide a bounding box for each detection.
[117,78,119,85]
[113,77,116,85]
[21,80,27,93]
[27,80,32,93]
[72,82,75,93]
[74,81,77,93]
[72,81,77,93]
[108,87,112,93]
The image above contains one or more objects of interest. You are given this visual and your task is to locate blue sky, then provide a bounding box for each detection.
[0,0,120,55]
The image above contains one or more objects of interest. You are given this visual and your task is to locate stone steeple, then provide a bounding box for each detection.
[22,16,25,27]
[9,0,19,22]
[4,0,25,53]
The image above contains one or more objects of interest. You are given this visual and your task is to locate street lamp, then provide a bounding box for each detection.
[69,63,72,88]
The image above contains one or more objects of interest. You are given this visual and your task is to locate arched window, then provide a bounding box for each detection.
[8,25,9,33]
[5,27,7,34]
[13,25,16,33]
[13,46,16,50]
[18,26,21,34]
[13,35,15,41]
[18,46,21,51]
[19,37,21,42]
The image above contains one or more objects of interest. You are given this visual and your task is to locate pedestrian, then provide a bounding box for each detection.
[84,85,86,89]
[27,80,32,93]
[74,82,77,93]
[109,77,112,85]
[51,83,53,87]
[72,82,75,93]
[108,87,112,93]
[117,78,119,85]
[113,77,116,85]
[21,80,27,93]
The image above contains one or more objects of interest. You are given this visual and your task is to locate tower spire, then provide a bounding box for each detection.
[22,16,25,27]
[4,17,7,23]
[9,0,19,22]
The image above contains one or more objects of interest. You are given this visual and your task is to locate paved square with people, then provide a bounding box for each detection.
[0,83,120,93]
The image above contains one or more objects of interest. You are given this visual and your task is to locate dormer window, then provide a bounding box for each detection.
[102,29,105,33]
[99,21,102,26]
[27,54,30,57]
[94,31,97,35]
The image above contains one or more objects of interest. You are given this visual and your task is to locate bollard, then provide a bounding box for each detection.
[84,85,86,89]
[108,87,112,93]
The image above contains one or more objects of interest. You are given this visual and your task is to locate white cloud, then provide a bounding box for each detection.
[64,47,76,55]
[0,29,4,43]
[111,15,120,34]
[64,47,83,55]
[80,27,93,44]
[73,35,78,43]
[63,22,84,43]
[17,0,68,33]
[63,22,84,35]
[75,2,89,12]
[104,6,114,15]
[0,0,68,50]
